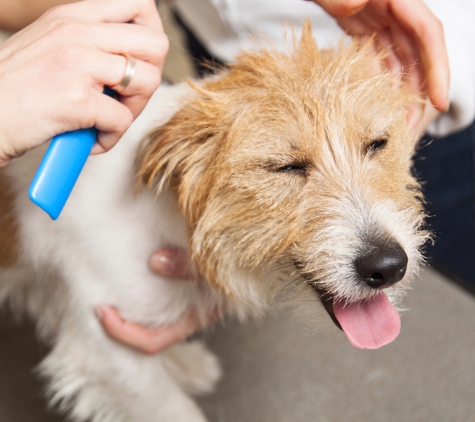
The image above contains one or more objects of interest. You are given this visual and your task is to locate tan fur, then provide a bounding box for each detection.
[0,170,19,267]
[139,21,427,303]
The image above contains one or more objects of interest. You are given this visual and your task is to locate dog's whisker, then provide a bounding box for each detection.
[254,262,296,282]
[272,276,306,304]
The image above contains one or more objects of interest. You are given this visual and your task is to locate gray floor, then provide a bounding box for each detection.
[2,5,475,422]
[1,267,475,422]
[198,267,475,422]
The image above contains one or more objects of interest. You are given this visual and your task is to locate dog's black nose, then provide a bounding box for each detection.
[355,239,408,289]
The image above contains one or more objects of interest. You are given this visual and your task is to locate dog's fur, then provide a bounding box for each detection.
[0,24,428,421]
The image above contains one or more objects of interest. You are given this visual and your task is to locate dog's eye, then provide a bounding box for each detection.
[366,138,388,155]
[274,163,308,175]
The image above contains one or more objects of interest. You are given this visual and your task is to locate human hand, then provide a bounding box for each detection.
[97,249,221,355]
[0,0,168,166]
[311,0,448,132]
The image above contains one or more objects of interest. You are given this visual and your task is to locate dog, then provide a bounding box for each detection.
[0,23,428,422]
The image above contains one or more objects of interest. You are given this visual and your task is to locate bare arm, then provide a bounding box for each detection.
[0,0,78,31]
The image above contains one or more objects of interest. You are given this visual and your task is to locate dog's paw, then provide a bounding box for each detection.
[162,340,222,396]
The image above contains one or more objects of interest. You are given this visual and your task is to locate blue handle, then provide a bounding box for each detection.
[29,128,97,220]
[29,88,116,220]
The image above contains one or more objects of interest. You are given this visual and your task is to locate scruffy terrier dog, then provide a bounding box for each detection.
[0,24,427,422]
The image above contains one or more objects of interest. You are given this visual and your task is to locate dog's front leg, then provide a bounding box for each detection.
[38,313,209,422]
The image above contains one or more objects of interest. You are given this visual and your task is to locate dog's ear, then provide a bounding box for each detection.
[137,84,228,221]
[139,86,221,183]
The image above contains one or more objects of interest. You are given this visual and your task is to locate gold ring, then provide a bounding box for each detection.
[111,54,136,92]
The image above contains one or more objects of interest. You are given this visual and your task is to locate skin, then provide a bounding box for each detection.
[312,0,449,113]
[96,248,219,355]
[0,0,168,165]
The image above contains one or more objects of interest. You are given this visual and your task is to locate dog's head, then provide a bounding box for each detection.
[139,23,429,349]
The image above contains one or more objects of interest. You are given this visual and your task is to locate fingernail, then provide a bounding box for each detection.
[150,249,178,277]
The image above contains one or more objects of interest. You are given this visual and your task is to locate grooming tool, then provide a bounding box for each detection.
[29,88,116,220]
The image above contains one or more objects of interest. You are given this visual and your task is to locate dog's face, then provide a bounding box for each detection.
[140,24,428,349]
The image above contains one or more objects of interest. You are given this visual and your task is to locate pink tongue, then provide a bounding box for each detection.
[333,292,401,350]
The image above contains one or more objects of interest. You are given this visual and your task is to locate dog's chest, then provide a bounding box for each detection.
[4,83,196,325]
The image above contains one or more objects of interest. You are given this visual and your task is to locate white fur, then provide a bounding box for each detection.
[0,78,425,420]
[1,84,226,422]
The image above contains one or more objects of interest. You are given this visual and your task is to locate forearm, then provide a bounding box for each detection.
[0,0,78,31]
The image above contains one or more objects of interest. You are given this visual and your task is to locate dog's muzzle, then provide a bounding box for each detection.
[354,238,408,289]
[300,238,407,350]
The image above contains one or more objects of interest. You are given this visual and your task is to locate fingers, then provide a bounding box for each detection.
[0,0,168,158]
[4,1,165,61]
[87,90,133,152]
[389,0,449,111]
[36,15,167,153]
[335,0,449,112]
[95,247,214,355]
[313,0,369,17]
[97,305,207,355]
[86,49,162,122]
[50,20,168,134]
[85,50,158,93]
[47,0,163,31]
[149,248,196,279]
[407,98,440,136]
[38,19,168,79]
[79,22,169,69]
[387,23,424,95]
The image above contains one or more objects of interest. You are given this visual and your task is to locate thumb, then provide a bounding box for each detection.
[309,0,368,17]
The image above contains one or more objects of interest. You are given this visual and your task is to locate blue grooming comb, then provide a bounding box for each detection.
[29,88,116,220]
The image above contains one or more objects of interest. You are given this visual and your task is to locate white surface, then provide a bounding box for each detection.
[171,0,475,137]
